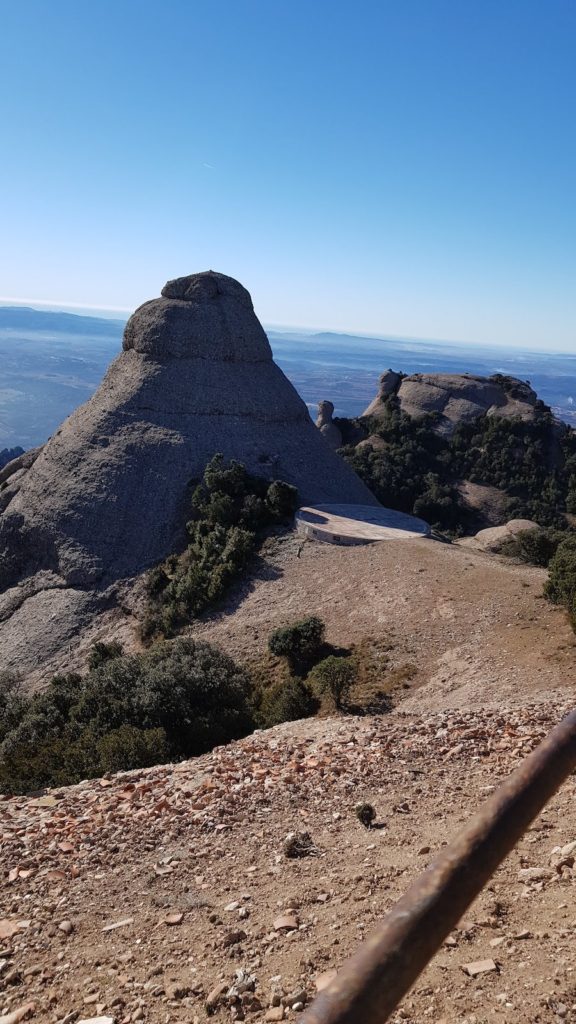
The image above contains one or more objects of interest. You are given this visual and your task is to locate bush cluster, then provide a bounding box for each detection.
[257,677,318,727]
[143,455,297,638]
[0,639,254,794]
[500,527,573,567]
[308,655,357,709]
[545,535,576,627]
[0,446,24,470]
[268,616,326,676]
[259,616,357,722]
[342,392,576,534]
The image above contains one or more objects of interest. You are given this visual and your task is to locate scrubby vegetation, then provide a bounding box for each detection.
[0,639,254,795]
[308,655,357,709]
[0,611,363,794]
[341,394,576,534]
[255,616,328,726]
[256,677,318,727]
[88,640,125,670]
[500,527,573,567]
[0,611,393,794]
[268,616,326,676]
[0,446,24,470]
[143,455,297,639]
[545,535,576,628]
[258,616,362,723]
[355,801,377,828]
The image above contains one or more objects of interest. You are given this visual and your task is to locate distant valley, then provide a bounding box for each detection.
[0,307,125,448]
[0,305,574,448]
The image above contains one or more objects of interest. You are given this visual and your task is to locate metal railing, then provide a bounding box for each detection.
[302,710,576,1024]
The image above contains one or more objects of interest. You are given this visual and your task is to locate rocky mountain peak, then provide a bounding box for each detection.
[160,269,253,305]
[123,271,271,362]
[0,271,376,681]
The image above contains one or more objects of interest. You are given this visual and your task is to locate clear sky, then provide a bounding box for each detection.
[1,0,575,350]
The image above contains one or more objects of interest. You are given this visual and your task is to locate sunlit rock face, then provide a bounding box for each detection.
[363,371,539,436]
[315,400,342,450]
[0,271,377,677]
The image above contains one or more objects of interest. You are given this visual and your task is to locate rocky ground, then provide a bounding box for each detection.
[2,700,576,1024]
[3,533,576,1024]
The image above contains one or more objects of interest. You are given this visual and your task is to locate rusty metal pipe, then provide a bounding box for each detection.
[302,709,576,1024]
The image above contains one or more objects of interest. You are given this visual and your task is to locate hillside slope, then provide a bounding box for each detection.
[17,524,574,701]
[194,532,575,712]
[1,528,575,1022]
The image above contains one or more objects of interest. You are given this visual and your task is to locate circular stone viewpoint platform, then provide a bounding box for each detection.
[295,504,431,546]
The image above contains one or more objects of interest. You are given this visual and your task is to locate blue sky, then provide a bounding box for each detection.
[0,0,575,350]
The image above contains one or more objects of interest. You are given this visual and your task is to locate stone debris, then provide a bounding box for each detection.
[273,915,299,932]
[462,959,498,977]
[162,912,183,926]
[205,981,227,1010]
[0,1006,36,1024]
[77,1018,115,1024]
[314,969,337,992]
[101,918,134,933]
[517,867,553,882]
[1,700,575,1022]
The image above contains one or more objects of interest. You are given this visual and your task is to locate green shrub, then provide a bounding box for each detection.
[309,655,356,708]
[0,735,77,795]
[88,640,124,671]
[265,480,299,521]
[0,672,28,745]
[0,639,255,794]
[545,535,576,626]
[355,801,377,828]
[97,725,169,774]
[412,474,463,534]
[500,527,571,567]
[144,455,297,638]
[268,616,326,676]
[257,678,317,728]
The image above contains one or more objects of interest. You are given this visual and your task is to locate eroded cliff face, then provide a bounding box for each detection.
[362,371,540,435]
[0,271,377,679]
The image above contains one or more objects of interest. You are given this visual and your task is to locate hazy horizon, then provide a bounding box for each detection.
[1,302,574,450]
[0,299,574,357]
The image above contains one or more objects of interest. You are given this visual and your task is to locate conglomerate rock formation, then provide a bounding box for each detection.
[315,400,342,450]
[362,371,540,435]
[0,271,376,678]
